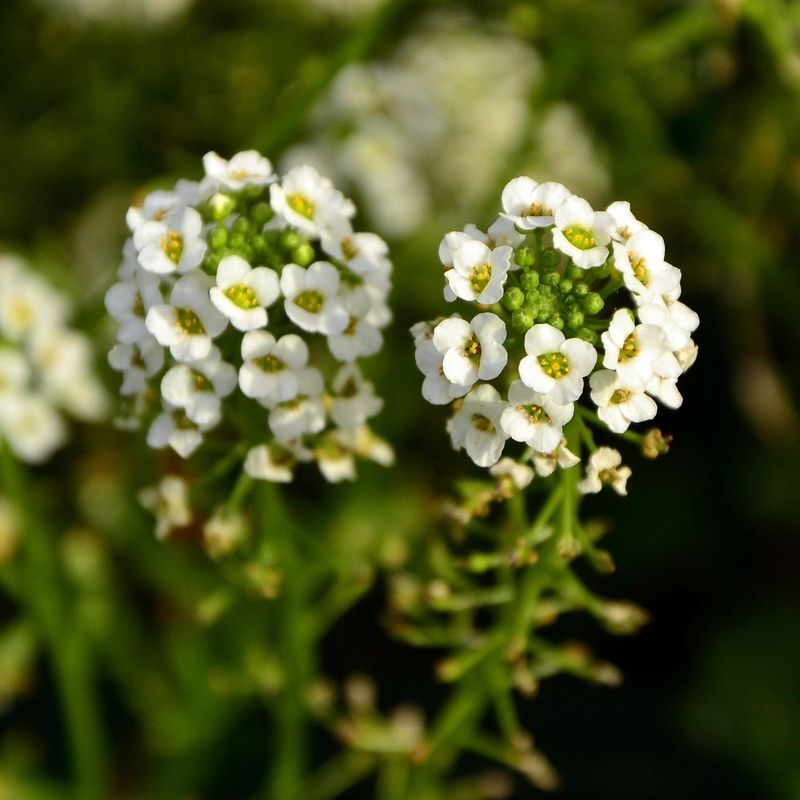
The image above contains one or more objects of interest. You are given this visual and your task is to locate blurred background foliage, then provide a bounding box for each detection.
[0,0,799,797]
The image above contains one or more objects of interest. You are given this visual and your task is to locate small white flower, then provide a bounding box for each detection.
[268,367,326,441]
[321,229,391,287]
[578,447,631,496]
[330,364,383,429]
[414,338,470,405]
[270,164,355,237]
[327,287,384,363]
[104,269,163,345]
[0,393,66,464]
[519,324,597,404]
[444,240,512,305]
[552,195,615,269]
[636,296,699,352]
[0,350,30,398]
[645,374,683,409]
[334,425,395,467]
[280,262,349,335]
[0,271,68,342]
[447,383,507,468]
[239,330,309,403]
[244,440,312,483]
[531,440,580,477]
[438,226,487,269]
[138,475,191,541]
[108,336,164,396]
[126,190,182,232]
[203,150,276,191]
[589,369,658,433]
[486,215,526,249]
[500,177,571,230]
[133,205,207,275]
[500,380,574,452]
[203,507,249,559]
[601,309,668,389]
[146,408,209,458]
[432,312,507,388]
[160,349,237,427]
[675,339,699,373]
[606,201,648,241]
[315,434,357,483]
[209,255,280,331]
[146,273,227,363]
[489,457,534,491]
[613,233,681,299]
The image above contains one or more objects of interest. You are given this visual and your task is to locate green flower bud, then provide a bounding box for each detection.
[203,253,220,273]
[232,216,251,235]
[567,310,585,329]
[542,271,560,288]
[512,308,535,332]
[502,286,525,311]
[229,233,246,251]
[292,243,315,267]
[281,231,302,251]
[250,202,273,227]
[523,289,540,308]
[573,283,589,298]
[238,244,254,261]
[583,292,604,315]
[550,314,564,330]
[519,271,540,291]
[208,192,236,221]
[250,234,267,254]
[577,327,599,344]
[565,264,583,280]
[558,278,573,294]
[208,226,228,250]
[515,246,536,269]
[594,264,610,279]
[540,248,561,269]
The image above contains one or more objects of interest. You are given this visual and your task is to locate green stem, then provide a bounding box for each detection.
[257,482,314,800]
[0,444,107,800]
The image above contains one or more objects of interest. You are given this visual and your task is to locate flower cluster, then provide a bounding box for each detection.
[106,150,393,483]
[413,178,699,494]
[0,254,108,463]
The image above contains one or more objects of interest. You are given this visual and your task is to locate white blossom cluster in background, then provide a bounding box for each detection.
[106,150,393,484]
[0,255,108,463]
[412,177,699,496]
[41,0,194,25]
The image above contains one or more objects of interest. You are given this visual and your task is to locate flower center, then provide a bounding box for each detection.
[563,225,596,250]
[598,468,615,484]
[254,354,285,373]
[519,403,550,425]
[628,254,649,286]
[173,410,195,430]
[340,237,360,260]
[537,351,570,378]
[294,289,325,314]
[468,263,492,295]
[286,193,315,220]
[160,230,184,263]
[471,413,495,433]
[463,334,482,364]
[618,333,639,361]
[343,317,359,336]
[132,292,145,317]
[224,283,259,310]
[176,308,205,335]
[521,202,545,217]
[610,389,630,405]
[338,378,359,398]
[192,371,211,392]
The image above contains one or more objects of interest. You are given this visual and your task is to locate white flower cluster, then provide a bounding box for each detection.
[413,177,699,494]
[107,151,393,483]
[0,254,108,463]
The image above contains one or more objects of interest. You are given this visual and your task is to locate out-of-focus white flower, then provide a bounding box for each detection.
[0,394,66,464]
[244,440,312,483]
[138,476,191,541]
[268,368,326,441]
[329,364,383,429]
[489,457,534,491]
[532,441,580,477]
[146,408,208,458]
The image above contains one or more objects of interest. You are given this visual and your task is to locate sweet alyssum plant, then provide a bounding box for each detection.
[106,149,393,491]
[402,176,699,788]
